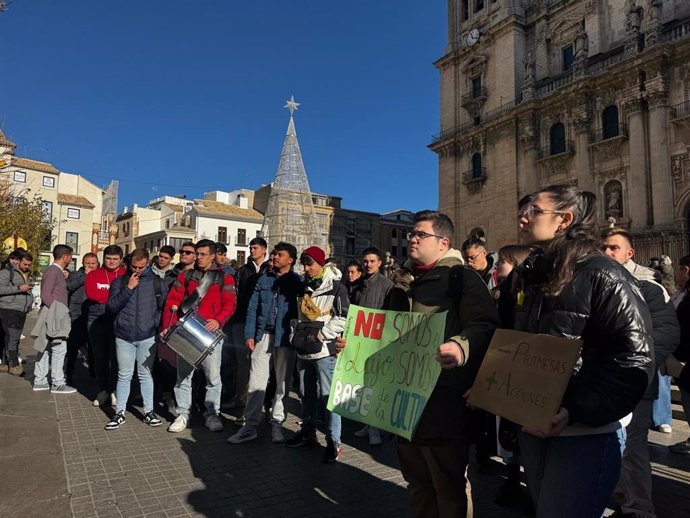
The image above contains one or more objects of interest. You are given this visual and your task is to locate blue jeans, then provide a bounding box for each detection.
[115,337,156,414]
[518,431,621,518]
[299,355,341,444]
[175,342,222,418]
[34,340,67,387]
[652,372,672,426]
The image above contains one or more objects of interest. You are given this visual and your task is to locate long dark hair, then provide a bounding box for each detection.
[538,184,600,296]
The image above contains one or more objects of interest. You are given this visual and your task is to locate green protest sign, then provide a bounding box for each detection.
[327,304,445,440]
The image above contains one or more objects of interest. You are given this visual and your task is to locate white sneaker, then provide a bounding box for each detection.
[93,390,108,407]
[205,414,223,432]
[226,424,258,444]
[110,393,117,407]
[168,414,188,433]
[369,427,383,446]
[271,422,285,444]
[354,425,369,438]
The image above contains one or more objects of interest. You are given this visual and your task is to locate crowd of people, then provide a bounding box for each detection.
[1,182,690,518]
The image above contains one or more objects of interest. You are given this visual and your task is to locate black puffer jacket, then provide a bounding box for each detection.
[514,252,654,428]
[636,280,679,400]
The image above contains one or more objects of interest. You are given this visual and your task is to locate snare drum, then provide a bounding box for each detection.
[163,310,225,369]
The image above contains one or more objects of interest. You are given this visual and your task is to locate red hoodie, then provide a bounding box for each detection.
[85,266,126,304]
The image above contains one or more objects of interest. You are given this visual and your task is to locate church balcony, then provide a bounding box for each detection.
[663,18,690,44]
[462,168,487,185]
[671,100,690,124]
[590,124,628,144]
[461,87,488,108]
[538,140,574,160]
[535,70,573,98]
[429,100,516,147]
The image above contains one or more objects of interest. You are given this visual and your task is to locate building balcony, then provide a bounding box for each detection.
[539,140,574,160]
[590,124,628,143]
[429,100,516,147]
[461,87,488,108]
[671,100,690,123]
[462,168,487,185]
[535,71,574,98]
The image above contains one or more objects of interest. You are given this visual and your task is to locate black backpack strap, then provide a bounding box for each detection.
[153,275,162,300]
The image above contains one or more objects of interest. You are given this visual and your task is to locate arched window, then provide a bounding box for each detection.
[550,122,566,155]
[602,105,620,140]
[471,153,483,178]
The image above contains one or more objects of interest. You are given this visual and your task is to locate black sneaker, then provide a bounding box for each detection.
[144,411,162,427]
[105,412,126,431]
[285,429,318,448]
[323,438,342,463]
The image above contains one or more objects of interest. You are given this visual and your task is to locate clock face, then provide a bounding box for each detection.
[466,28,480,47]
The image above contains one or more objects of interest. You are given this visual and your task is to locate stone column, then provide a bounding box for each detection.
[625,98,649,229]
[573,117,594,192]
[647,90,675,227]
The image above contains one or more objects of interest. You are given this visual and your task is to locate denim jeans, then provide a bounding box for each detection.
[652,373,672,427]
[175,340,222,418]
[518,430,622,518]
[243,334,297,427]
[115,337,156,414]
[34,340,67,387]
[299,355,341,444]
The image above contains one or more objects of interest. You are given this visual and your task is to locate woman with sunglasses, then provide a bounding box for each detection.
[513,184,653,518]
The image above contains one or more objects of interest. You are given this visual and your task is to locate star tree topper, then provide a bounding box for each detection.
[284,95,300,115]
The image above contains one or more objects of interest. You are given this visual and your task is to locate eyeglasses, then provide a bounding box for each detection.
[407,231,446,241]
[518,205,567,221]
[180,250,195,255]
[464,252,484,263]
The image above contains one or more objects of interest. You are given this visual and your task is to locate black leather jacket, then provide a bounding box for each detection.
[514,252,654,428]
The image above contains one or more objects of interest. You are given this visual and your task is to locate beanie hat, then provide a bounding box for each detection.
[302,246,326,266]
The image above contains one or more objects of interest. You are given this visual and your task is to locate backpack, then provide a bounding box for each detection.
[121,273,162,304]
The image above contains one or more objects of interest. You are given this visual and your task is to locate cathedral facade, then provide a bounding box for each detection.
[430,0,690,262]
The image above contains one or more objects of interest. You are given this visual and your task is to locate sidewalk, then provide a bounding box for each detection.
[1,317,689,518]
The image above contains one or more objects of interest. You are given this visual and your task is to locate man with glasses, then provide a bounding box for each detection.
[85,245,126,406]
[461,232,499,290]
[163,239,237,433]
[389,211,499,518]
[104,248,168,430]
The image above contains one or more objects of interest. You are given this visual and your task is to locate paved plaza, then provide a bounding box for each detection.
[1,319,689,518]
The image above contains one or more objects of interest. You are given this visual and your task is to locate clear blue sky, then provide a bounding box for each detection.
[1,1,445,214]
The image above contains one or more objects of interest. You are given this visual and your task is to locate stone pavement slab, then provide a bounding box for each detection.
[3,316,690,517]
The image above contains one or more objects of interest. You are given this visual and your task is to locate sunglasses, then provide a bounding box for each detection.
[180,250,195,256]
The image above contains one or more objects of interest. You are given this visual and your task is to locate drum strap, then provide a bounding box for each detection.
[181,269,223,314]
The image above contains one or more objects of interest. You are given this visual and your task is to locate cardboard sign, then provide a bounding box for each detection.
[327,305,445,440]
[467,329,582,432]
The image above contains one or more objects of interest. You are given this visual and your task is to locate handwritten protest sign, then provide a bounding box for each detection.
[327,305,445,440]
[467,329,582,432]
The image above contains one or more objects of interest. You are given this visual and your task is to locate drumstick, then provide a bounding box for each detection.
[162,306,178,337]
